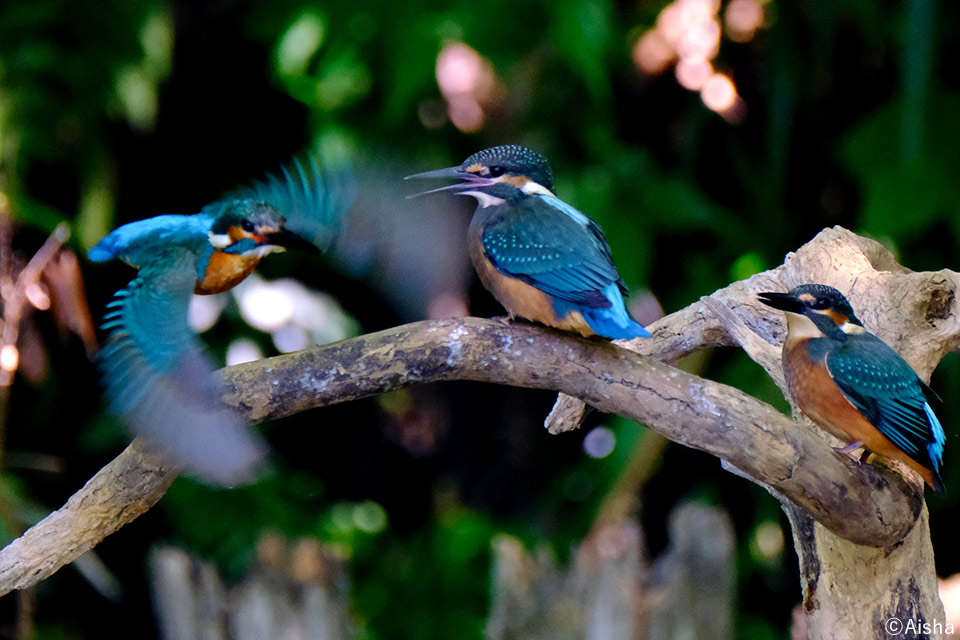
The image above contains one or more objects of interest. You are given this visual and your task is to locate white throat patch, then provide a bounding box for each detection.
[208,231,232,248]
[784,312,825,340]
[839,321,867,335]
[461,190,505,208]
[521,181,553,196]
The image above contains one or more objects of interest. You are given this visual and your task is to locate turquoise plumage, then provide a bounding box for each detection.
[759,284,945,494]
[89,156,352,485]
[407,145,650,340]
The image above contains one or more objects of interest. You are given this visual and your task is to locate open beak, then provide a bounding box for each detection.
[404,166,495,198]
[757,291,805,314]
[261,227,321,254]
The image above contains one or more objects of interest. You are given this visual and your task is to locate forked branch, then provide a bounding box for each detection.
[0,227,956,596]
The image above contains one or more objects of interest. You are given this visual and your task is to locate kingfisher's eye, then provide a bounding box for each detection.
[811,297,830,310]
[488,166,505,177]
[241,220,256,233]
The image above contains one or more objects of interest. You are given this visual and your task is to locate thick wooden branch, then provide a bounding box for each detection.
[0,226,957,597]
[223,316,927,548]
[0,441,177,593]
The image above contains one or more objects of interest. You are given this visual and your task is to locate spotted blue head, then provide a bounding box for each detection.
[405,145,555,203]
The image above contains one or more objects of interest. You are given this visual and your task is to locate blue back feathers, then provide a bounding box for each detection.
[480,193,649,339]
[825,332,946,493]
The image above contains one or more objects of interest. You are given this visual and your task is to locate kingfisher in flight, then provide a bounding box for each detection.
[406,145,650,340]
[759,284,945,495]
[89,156,351,485]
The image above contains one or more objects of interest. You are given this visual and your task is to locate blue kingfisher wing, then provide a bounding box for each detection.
[481,195,627,308]
[97,247,267,485]
[216,155,355,250]
[826,334,945,472]
[88,214,212,268]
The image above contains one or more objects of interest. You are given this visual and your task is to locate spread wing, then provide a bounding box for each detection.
[97,247,267,485]
[481,195,626,308]
[827,334,945,472]
[221,155,355,250]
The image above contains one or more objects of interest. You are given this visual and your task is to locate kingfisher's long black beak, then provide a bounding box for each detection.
[404,166,495,198]
[758,291,805,314]
[262,227,321,254]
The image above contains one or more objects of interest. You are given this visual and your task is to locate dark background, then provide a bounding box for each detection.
[0,0,958,637]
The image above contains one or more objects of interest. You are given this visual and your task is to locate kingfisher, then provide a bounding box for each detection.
[758,284,945,495]
[406,145,650,340]
[89,156,351,485]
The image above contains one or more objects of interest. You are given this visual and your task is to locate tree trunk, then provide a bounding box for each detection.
[786,503,945,640]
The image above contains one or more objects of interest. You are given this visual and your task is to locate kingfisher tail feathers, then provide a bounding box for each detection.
[554,283,650,339]
[924,402,947,495]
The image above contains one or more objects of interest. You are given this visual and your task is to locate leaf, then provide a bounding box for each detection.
[842,92,960,238]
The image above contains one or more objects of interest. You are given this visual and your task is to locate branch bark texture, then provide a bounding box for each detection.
[0,226,956,636]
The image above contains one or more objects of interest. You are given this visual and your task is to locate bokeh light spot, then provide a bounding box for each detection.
[725,0,766,42]
[277,12,325,77]
[0,344,19,373]
[236,279,296,331]
[272,324,310,353]
[353,501,388,534]
[187,294,225,333]
[633,30,675,75]
[226,338,263,366]
[434,41,500,133]
[583,426,616,458]
[676,57,713,90]
[751,520,785,561]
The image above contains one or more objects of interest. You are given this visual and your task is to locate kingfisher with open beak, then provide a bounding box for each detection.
[407,145,650,340]
[89,156,352,485]
[759,284,946,494]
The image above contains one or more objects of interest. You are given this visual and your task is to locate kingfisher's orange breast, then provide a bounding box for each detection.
[194,250,262,295]
[466,221,594,337]
[783,338,938,489]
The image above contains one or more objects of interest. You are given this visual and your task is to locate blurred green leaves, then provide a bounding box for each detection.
[273,10,373,112]
[551,0,615,103]
[843,93,960,239]
[2,0,960,638]
[0,0,168,236]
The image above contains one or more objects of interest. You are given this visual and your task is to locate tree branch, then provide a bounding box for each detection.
[0,226,956,596]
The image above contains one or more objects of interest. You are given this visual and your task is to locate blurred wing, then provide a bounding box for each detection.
[89,214,210,267]
[225,155,355,250]
[98,248,267,485]
[482,195,625,307]
[827,336,943,469]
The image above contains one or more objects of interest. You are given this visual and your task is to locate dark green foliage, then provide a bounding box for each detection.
[1,0,959,638]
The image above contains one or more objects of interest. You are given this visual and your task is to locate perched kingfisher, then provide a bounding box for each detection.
[758,284,946,495]
[406,145,650,340]
[89,157,351,485]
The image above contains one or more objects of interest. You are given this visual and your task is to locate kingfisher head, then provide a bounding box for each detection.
[758,284,865,340]
[406,145,555,207]
[206,199,320,257]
